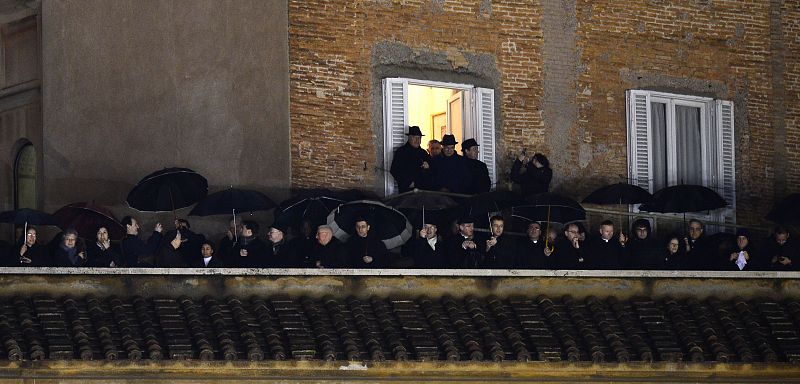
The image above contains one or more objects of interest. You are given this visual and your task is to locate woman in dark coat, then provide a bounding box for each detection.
[14,227,50,267]
[722,229,760,271]
[662,234,689,270]
[510,152,552,196]
[86,226,122,267]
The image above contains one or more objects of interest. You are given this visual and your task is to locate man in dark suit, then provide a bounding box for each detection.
[430,134,472,194]
[443,216,486,268]
[461,138,491,195]
[390,126,432,192]
[517,221,549,269]
[483,215,516,268]
[585,220,626,270]
[265,222,301,268]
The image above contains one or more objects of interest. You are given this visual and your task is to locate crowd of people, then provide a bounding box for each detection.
[0,125,796,271]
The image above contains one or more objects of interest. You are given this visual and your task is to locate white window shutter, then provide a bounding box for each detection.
[383,78,408,195]
[475,87,496,189]
[716,100,736,225]
[626,90,653,192]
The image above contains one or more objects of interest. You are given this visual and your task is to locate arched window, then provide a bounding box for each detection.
[14,143,36,209]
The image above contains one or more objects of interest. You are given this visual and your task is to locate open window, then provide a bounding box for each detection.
[626,90,735,226]
[382,78,496,196]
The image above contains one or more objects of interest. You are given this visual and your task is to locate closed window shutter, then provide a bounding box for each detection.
[383,78,408,195]
[475,87,496,188]
[626,90,653,192]
[716,100,736,225]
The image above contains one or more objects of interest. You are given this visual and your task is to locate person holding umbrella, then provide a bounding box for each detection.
[120,216,163,267]
[13,226,50,267]
[405,221,445,269]
[442,215,486,269]
[230,220,268,268]
[517,221,550,269]
[483,215,516,269]
[345,217,389,268]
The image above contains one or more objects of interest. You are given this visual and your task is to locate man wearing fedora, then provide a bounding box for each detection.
[461,138,491,194]
[390,126,432,193]
[430,134,471,194]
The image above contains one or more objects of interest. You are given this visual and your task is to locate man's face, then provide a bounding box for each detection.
[565,225,580,242]
[527,223,541,240]
[355,221,370,238]
[491,220,504,237]
[737,235,749,250]
[459,223,474,237]
[688,222,703,240]
[428,141,442,156]
[201,244,214,258]
[127,219,140,236]
[424,224,437,239]
[635,226,648,240]
[63,234,77,249]
[464,146,479,160]
[443,145,456,157]
[242,225,253,238]
[268,228,284,243]
[668,238,680,254]
[408,135,422,148]
[599,224,614,240]
[776,233,789,245]
[316,229,333,246]
[96,227,109,243]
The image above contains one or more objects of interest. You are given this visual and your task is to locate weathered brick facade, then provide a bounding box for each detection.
[289,0,799,225]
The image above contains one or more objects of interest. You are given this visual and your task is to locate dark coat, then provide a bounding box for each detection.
[465,158,491,195]
[15,242,51,267]
[52,243,88,267]
[684,236,711,270]
[163,229,205,267]
[550,238,587,269]
[230,237,269,268]
[390,142,432,192]
[121,231,163,267]
[312,238,348,268]
[626,236,664,270]
[765,237,800,271]
[264,239,303,268]
[517,237,550,269]
[190,256,225,268]
[346,235,389,268]
[85,242,122,267]
[430,154,472,194]
[585,236,625,270]
[483,235,517,269]
[442,232,487,268]
[510,160,552,195]
[720,243,760,271]
[405,236,446,268]
[287,236,316,267]
[156,243,188,268]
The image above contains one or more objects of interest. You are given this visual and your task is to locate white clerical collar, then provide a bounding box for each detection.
[203,256,212,266]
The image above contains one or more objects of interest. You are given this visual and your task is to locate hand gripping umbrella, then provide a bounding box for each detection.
[327,200,413,249]
[127,167,208,218]
[189,187,276,242]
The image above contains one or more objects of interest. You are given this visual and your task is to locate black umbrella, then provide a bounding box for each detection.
[275,189,359,229]
[189,187,276,216]
[53,202,125,240]
[0,208,59,240]
[512,193,586,224]
[582,183,653,205]
[766,193,800,225]
[326,200,412,249]
[451,190,524,229]
[384,190,459,228]
[639,185,727,213]
[127,167,208,215]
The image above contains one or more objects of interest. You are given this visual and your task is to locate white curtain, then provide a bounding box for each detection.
[650,103,667,191]
[675,105,702,185]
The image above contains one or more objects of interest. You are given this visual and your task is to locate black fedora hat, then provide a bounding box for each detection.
[406,126,424,136]
[441,134,458,146]
[462,138,479,151]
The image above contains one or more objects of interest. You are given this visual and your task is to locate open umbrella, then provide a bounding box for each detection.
[639,185,727,213]
[582,183,653,205]
[275,188,362,229]
[189,187,276,242]
[512,193,585,250]
[766,193,800,226]
[53,202,125,240]
[326,200,412,249]
[126,167,208,216]
[451,190,524,229]
[383,189,459,228]
[0,208,60,241]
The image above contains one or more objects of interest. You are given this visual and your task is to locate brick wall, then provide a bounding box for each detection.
[289,0,797,226]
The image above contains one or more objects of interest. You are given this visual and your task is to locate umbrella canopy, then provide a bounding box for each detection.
[0,208,58,227]
[383,189,459,211]
[326,200,412,249]
[127,167,208,212]
[766,193,800,225]
[189,187,276,216]
[582,183,653,205]
[512,192,586,224]
[639,185,727,213]
[275,188,361,229]
[53,202,125,240]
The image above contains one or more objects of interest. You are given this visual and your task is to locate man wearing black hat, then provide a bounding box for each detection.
[430,134,472,194]
[265,221,302,268]
[462,138,491,194]
[390,126,432,193]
